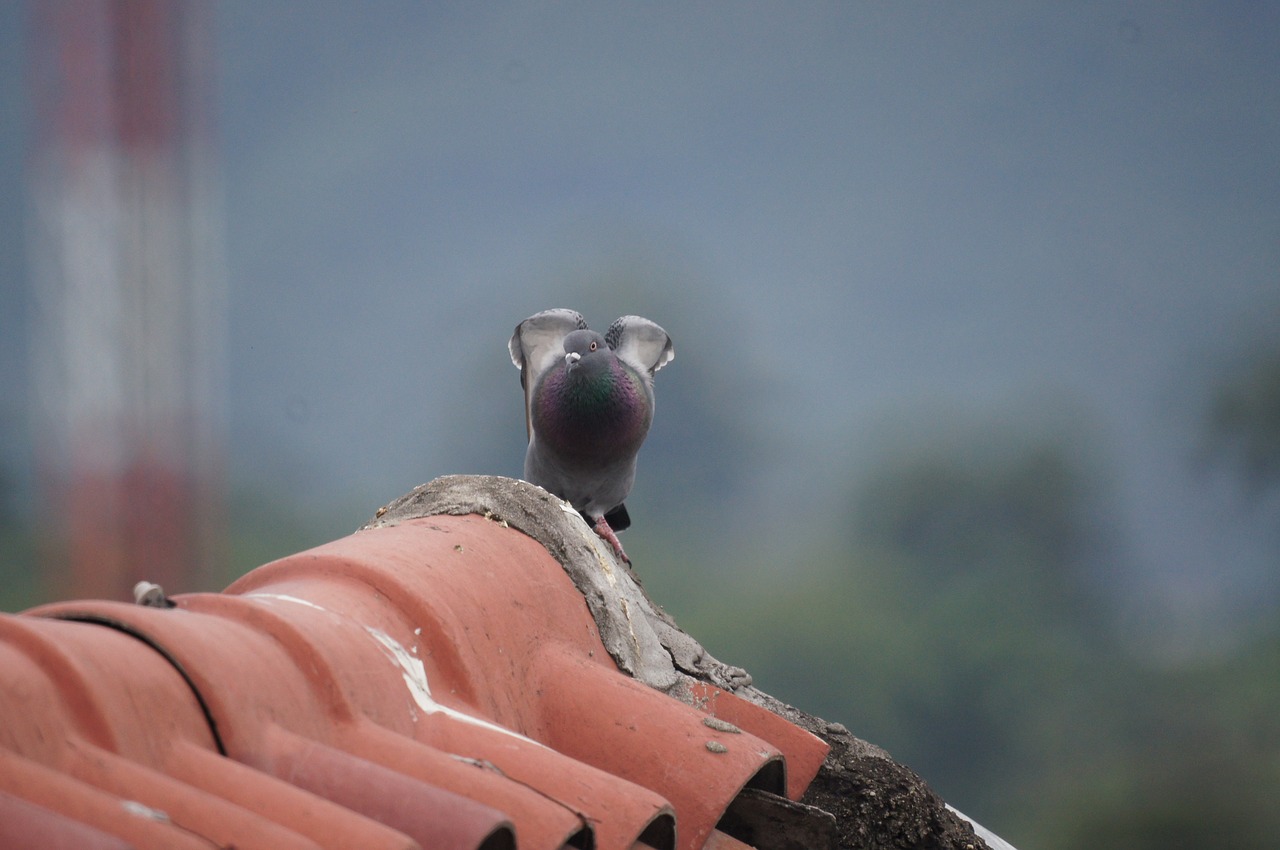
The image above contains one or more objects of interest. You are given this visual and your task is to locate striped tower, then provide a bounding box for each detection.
[27,0,225,600]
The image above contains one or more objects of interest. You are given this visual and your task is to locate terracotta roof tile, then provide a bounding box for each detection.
[0,788,134,850]
[5,511,829,849]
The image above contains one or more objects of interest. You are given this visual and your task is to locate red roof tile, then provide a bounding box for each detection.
[4,499,829,850]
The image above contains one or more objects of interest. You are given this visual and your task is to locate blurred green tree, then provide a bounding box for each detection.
[1206,344,1280,493]
[843,424,1121,828]
[0,462,38,612]
[668,412,1125,845]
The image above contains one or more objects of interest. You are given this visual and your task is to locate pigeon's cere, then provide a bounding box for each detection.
[509,309,674,563]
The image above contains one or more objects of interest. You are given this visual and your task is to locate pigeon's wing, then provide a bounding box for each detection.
[605,316,674,376]
[509,308,588,439]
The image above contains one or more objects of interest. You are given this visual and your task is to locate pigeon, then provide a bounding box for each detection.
[509,308,674,563]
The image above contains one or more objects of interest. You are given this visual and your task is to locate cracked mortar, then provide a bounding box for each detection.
[361,474,751,696]
[360,474,994,850]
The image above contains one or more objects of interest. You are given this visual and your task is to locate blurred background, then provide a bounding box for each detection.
[1,2,1277,848]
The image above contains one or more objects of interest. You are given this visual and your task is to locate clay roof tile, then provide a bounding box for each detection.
[4,495,828,850]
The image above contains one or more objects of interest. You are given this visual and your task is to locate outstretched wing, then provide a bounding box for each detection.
[509,308,588,439]
[605,315,674,376]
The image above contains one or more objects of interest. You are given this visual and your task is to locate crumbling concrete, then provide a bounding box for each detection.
[363,475,996,850]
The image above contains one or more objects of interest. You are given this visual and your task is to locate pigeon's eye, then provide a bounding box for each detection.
[589,341,598,351]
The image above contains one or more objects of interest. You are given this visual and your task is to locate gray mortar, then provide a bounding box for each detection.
[360,474,750,696]
[360,474,996,850]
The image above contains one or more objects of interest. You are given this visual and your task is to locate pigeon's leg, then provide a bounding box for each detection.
[592,514,631,564]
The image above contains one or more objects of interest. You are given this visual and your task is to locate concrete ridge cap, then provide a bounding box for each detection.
[363,474,691,694]
[359,475,832,802]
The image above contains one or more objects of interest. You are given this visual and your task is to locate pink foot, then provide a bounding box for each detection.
[592,514,631,563]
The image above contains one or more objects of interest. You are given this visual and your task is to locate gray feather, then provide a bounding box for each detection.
[605,315,675,376]
[509,308,588,438]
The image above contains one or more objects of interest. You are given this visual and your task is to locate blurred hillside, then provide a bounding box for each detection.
[630,339,1280,849]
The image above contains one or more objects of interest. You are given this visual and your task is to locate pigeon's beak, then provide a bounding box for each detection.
[565,351,581,369]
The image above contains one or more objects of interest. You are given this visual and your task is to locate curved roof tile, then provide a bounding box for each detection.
[7,509,829,849]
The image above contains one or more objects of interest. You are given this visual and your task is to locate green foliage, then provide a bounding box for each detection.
[857,442,1091,574]
[1048,630,1280,850]
[644,411,1280,850]
[219,486,345,589]
[0,524,39,612]
[1207,345,1280,492]
[0,466,39,612]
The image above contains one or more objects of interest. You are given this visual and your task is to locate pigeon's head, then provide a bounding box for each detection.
[562,329,609,371]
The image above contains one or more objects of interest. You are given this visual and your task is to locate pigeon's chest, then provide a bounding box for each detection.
[534,362,651,459]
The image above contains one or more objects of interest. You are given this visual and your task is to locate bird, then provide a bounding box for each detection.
[509,308,674,563]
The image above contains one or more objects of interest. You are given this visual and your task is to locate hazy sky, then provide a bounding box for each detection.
[4,3,1278,644]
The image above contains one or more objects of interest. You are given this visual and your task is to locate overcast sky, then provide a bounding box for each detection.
[4,2,1278,645]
